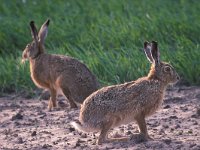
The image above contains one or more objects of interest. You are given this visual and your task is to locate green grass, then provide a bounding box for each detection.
[0,0,200,93]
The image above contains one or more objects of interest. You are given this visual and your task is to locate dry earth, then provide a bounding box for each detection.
[0,86,200,150]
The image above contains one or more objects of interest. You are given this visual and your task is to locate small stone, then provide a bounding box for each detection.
[39,114,47,119]
[58,101,67,108]
[133,134,147,144]
[180,106,188,112]
[158,129,165,135]
[188,129,193,134]
[169,115,178,119]
[126,131,132,135]
[191,114,197,118]
[11,113,23,120]
[81,133,87,138]
[75,142,81,147]
[16,137,23,144]
[69,127,75,132]
[42,144,52,148]
[163,138,172,145]
[162,124,169,128]
[178,130,183,135]
[189,143,196,148]
[193,145,200,150]
[13,133,18,137]
[31,131,37,136]
[176,144,182,149]
[193,121,198,125]
[174,124,180,129]
[175,141,183,144]
[163,105,171,109]
[14,121,20,126]
[53,141,58,145]
[78,139,85,143]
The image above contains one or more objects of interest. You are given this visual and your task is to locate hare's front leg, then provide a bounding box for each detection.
[48,88,57,111]
[61,86,77,109]
[135,115,153,140]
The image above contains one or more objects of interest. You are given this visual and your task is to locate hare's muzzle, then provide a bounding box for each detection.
[21,51,28,63]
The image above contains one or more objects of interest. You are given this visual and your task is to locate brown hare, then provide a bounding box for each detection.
[71,41,180,144]
[22,19,99,111]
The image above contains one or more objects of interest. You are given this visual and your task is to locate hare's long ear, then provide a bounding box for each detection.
[144,41,154,63]
[151,41,160,66]
[30,21,38,44]
[38,19,50,45]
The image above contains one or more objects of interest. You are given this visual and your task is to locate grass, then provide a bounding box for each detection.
[0,0,200,93]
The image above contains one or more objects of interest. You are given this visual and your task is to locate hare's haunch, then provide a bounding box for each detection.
[72,41,180,144]
[22,19,99,110]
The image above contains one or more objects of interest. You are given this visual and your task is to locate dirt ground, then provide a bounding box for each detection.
[0,86,199,150]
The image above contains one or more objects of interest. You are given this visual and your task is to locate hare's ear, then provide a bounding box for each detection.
[38,19,50,45]
[30,21,38,43]
[144,41,154,63]
[151,41,160,65]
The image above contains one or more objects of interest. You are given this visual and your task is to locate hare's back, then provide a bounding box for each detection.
[81,79,162,120]
[51,54,99,102]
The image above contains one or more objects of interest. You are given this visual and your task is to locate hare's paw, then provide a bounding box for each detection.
[52,107,61,111]
[47,101,59,111]
[69,102,78,109]
[96,138,107,145]
[97,137,129,145]
[109,137,129,143]
[130,133,153,143]
[48,101,53,111]
[47,106,61,112]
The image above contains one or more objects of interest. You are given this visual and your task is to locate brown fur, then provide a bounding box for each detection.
[22,19,99,110]
[71,41,180,144]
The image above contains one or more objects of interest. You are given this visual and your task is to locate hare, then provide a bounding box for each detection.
[22,19,99,111]
[71,41,180,144]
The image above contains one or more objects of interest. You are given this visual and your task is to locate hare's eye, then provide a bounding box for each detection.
[164,66,171,72]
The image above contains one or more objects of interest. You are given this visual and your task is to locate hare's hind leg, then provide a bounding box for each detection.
[60,86,77,109]
[97,120,112,145]
[48,88,57,111]
[97,117,129,144]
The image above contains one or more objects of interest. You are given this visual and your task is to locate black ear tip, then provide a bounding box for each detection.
[152,41,158,45]
[46,19,50,26]
[144,41,149,48]
[30,21,35,26]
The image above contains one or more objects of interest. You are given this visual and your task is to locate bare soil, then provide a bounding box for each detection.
[0,86,200,150]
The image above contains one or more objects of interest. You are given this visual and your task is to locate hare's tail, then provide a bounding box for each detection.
[71,121,98,132]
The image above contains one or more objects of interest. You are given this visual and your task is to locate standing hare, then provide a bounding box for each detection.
[72,41,180,144]
[22,19,99,111]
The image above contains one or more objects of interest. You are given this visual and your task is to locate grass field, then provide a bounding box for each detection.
[0,0,200,93]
